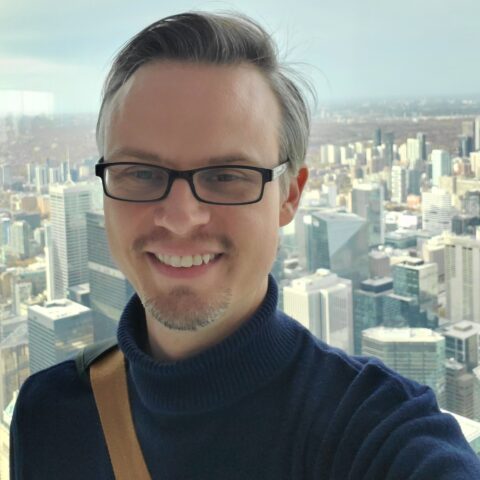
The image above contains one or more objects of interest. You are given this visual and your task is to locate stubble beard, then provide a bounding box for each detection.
[143,285,232,331]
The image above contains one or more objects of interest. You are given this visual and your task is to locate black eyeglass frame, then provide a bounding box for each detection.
[94,158,290,205]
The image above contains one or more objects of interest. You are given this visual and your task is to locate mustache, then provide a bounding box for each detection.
[133,230,234,253]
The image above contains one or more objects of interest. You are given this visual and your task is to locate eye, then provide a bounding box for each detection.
[203,169,251,183]
[130,169,154,179]
[116,166,165,182]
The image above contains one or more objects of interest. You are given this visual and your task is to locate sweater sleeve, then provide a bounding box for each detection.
[310,358,480,479]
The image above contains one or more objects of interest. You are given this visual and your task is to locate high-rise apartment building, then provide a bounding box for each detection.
[422,188,454,235]
[464,191,480,217]
[444,234,480,323]
[445,358,480,420]
[406,137,421,169]
[47,182,92,300]
[27,299,93,374]
[391,165,407,203]
[422,235,446,284]
[431,150,451,187]
[351,183,384,247]
[362,327,446,406]
[86,211,134,341]
[283,269,353,353]
[440,321,480,372]
[34,165,48,194]
[9,221,31,259]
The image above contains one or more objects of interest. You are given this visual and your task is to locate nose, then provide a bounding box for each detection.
[152,178,211,235]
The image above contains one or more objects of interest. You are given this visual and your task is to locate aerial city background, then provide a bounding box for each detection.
[1,0,480,475]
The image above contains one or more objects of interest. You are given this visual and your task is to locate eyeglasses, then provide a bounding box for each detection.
[95,159,289,205]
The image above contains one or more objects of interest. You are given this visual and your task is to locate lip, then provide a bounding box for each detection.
[149,250,221,258]
[147,252,223,279]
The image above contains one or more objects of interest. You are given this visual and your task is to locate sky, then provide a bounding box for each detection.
[1,0,480,114]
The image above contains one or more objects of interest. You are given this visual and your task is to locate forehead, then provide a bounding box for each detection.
[104,61,282,166]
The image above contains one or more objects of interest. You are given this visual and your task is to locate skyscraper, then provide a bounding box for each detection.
[27,299,93,374]
[431,150,451,187]
[48,182,92,300]
[351,183,385,247]
[474,117,480,151]
[383,131,394,166]
[391,165,407,203]
[304,210,369,287]
[422,188,454,235]
[465,191,480,217]
[86,211,134,341]
[9,221,31,259]
[406,137,420,169]
[444,234,480,323]
[362,327,446,407]
[417,132,427,161]
[440,321,480,372]
[392,258,438,327]
[283,269,353,353]
[353,277,393,354]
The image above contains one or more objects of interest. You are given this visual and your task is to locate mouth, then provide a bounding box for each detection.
[147,252,224,279]
[154,252,221,268]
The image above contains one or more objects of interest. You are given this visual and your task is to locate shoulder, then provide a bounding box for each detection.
[279,314,480,478]
[279,309,411,397]
[13,359,91,427]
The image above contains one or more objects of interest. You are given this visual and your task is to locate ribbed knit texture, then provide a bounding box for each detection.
[10,274,480,479]
[117,274,300,414]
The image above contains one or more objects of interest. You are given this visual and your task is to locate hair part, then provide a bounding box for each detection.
[96,11,313,193]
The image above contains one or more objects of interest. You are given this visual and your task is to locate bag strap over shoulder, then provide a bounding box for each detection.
[75,337,119,386]
[90,348,152,480]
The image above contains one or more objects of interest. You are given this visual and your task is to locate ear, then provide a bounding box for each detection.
[279,166,309,227]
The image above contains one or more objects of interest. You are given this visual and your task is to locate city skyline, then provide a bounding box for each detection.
[2,0,480,113]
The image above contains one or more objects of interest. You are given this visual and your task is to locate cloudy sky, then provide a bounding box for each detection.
[1,0,479,113]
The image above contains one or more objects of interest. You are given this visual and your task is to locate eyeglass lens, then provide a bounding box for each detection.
[104,164,264,204]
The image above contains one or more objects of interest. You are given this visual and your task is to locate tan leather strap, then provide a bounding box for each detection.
[90,348,152,480]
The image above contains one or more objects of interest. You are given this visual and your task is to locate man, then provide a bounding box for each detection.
[10,11,480,480]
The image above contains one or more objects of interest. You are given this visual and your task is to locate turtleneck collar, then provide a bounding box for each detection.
[117,275,300,414]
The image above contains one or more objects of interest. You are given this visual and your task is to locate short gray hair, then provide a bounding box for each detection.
[96,11,312,187]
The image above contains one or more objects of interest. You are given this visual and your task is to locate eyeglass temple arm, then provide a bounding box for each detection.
[272,162,288,180]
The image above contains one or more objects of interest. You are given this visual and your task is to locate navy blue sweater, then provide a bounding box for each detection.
[10,276,480,479]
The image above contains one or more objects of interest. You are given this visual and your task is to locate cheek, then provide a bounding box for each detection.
[239,205,279,262]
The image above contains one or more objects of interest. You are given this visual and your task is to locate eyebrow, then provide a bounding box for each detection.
[108,147,260,167]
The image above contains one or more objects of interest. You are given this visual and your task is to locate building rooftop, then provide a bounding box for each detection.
[29,299,90,320]
[359,277,393,294]
[442,410,480,444]
[69,283,90,295]
[439,320,480,340]
[287,269,351,292]
[362,327,444,343]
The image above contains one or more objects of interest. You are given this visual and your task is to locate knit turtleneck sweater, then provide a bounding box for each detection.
[117,274,298,415]
[10,275,480,480]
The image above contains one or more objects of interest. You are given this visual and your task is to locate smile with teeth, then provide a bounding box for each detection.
[154,253,219,268]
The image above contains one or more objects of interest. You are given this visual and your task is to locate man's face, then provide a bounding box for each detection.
[103,61,306,333]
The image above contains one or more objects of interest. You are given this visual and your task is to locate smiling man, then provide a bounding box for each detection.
[10,11,480,480]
